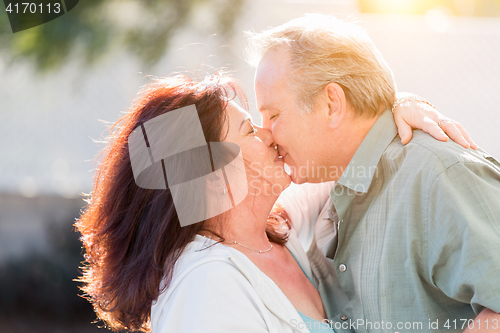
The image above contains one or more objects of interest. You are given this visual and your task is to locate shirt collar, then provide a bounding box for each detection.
[336,109,398,193]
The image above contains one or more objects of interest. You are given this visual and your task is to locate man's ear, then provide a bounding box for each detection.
[325,82,346,129]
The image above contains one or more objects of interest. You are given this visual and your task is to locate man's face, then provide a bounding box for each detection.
[254,49,328,184]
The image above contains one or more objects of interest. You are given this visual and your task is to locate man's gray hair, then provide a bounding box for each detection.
[245,13,396,117]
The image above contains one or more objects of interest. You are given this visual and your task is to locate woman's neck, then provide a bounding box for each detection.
[201,188,280,250]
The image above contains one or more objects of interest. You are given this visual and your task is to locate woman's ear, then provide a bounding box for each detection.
[325,82,346,129]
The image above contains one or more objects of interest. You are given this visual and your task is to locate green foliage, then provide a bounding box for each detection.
[0,0,245,73]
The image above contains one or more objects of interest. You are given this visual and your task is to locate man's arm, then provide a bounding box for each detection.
[427,154,500,319]
[463,308,500,333]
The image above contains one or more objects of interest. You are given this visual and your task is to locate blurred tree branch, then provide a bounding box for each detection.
[0,0,245,73]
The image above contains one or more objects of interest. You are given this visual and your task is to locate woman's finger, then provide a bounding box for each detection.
[438,120,471,149]
[420,117,449,143]
[454,122,478,150]
[393,113,413,145]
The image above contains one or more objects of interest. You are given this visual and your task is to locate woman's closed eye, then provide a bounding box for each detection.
[247,124,256,135]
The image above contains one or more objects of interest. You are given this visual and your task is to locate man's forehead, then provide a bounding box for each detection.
[255,49,292,113]
[256,92,278,112]
[256,60,282,83]
[256,48,290,82]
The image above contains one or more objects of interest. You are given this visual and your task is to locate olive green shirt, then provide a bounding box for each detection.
[307,109,500,333]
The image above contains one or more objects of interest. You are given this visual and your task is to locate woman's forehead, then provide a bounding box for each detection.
[221,102,252,142]
[227,101,252,123]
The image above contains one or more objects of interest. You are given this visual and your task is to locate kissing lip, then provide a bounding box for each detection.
[277,147,287,160]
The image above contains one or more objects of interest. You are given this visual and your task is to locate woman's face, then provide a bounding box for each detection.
[223,102,291,196]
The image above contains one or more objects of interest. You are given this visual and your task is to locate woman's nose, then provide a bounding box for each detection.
[255,126,276,148]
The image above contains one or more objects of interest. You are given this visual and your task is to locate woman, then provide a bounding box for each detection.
[75,74,474,333]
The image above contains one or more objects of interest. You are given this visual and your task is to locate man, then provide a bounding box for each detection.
[247,14,500,332]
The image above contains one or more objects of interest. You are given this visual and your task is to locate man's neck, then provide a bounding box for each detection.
[324,113,380,183]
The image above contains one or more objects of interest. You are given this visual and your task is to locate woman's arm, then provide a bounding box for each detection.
[392,92,477,149]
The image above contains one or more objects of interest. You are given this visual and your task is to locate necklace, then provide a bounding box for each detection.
[198,233,273,254]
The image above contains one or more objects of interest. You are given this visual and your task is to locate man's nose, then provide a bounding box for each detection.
[260,114,272,131]
[255,126,276,148]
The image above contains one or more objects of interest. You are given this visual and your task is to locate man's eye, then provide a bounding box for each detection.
[269,114,279,121]
[247,126,256,135]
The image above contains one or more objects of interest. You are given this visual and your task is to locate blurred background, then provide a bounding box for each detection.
[1,0,499,332]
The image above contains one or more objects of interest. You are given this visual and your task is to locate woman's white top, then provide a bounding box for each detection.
[151,182,334,333]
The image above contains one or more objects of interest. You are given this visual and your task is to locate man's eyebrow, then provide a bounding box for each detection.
[239,117,251,131]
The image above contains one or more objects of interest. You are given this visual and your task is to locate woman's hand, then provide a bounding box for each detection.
[392,96,477,150]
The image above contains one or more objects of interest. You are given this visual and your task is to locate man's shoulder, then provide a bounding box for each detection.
[385,130,498,172]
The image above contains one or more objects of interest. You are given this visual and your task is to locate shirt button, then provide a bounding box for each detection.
[339,263,347,272]
[340,315,348,321]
